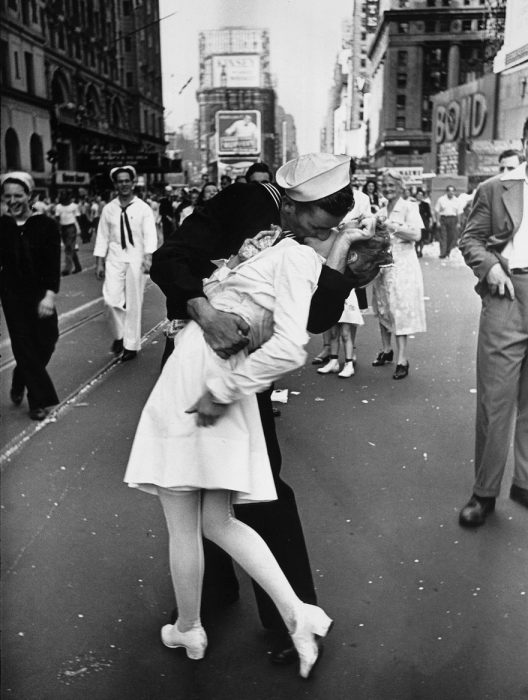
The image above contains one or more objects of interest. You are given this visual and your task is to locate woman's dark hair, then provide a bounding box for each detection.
[197,181,217,205]
[310,185,355,217]
[362,179,378,194]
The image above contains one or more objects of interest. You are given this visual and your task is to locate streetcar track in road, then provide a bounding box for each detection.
[0,318,167,469]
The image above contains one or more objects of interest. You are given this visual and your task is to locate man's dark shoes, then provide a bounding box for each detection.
[121,349,138,362]
[29,407,49,421]
[10,387,24,406]
[111,338,124,355]
[372,349,393,366]
[270,644,299,665]
[510,484,528,509]
[459,495,496,527]
[393,362,409,380]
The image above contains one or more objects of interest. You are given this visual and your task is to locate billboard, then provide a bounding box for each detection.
[211,54,260,88]
[216,110,261,157]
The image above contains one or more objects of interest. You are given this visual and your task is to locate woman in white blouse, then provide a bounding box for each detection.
[371,170,427,379]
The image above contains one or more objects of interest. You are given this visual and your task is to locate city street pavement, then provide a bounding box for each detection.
[1,244,527,700]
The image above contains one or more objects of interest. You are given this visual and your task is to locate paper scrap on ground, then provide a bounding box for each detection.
[271,389,289,404]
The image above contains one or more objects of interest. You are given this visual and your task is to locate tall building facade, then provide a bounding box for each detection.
[321,1,379,161]
[1,0,165,193]
[367,0,505,172]
[196,27,286,180]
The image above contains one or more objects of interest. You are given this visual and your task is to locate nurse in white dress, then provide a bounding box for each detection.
[124,232,342,677]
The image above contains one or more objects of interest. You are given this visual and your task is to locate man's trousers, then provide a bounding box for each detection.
[2,292,59,410]
[473,274,528,497]
[103,259,146,351]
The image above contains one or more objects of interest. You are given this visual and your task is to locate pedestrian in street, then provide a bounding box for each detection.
[414,188,433,258]
[246,162,273,183]
[434,185,461,258]
[178,187,200,226]
[93,165,158,361]
[362,179,381,213]
[371,169,426,380]
[196,181,218,205]
[55,192,82,275]
[457,118,528,527]
[0,172,61,420]
[149,153,358,667]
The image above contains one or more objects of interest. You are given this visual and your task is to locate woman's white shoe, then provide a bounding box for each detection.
[317,359,340,374]
[338,361,355,378]
[160,623,207,660]
[290,604,333,679]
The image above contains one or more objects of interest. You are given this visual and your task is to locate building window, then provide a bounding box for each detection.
[397,50,407,67]
[397,72,407,88]
[144,109,148,132]
[425,21,435,32]
[1,41,10,85]
[126,71,133,87]
[14,50,21,79]
[398,22,409,33]
[5,128,22,170]
[21,0,30,23]
[396,94,406,108]
[396,115,406,129]
[8,0,18,10]
[442,0,451,5]
[426,0,435,5]
[462,19,472,31]
[30,133,45,171]
[24,52,34,93]
[123,0,131,15]
[439,20,450,32]
[125,36,132,51]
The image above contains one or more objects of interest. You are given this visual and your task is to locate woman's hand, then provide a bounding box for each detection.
[186,390,228,427]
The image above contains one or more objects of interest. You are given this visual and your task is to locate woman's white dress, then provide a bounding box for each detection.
[124,239,322,504]
[371,199,427,335]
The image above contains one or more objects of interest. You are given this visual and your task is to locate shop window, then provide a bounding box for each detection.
[5,128,22,170]
[30,133,45,171]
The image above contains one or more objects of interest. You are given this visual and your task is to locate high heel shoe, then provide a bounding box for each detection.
[372,349,393,366]
[392,362,409,380]
[160,622,207,660]
[290,604,333,679]
[311,347,330,365]
[317,358,340,374]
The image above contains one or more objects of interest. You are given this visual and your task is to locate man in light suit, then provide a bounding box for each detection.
[458,118,528,526]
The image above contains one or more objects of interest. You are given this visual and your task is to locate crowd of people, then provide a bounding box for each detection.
[1,126,527,681]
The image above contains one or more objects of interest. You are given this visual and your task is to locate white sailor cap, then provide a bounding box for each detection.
[110,165,137,181]
[275,153,351,202]
[0,171,35,193]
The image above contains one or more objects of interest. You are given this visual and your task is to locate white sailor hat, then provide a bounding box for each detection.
[110,165,137,181]
[0,171,35,193]
[275,153,351,202]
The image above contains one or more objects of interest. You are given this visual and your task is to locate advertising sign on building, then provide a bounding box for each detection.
[211,54,261,87]
[216,110,261,157]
